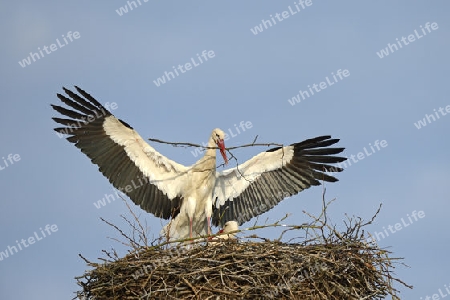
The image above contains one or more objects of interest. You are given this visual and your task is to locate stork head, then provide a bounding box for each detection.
[208,220,239,242]
[219,221,239,235]
[212,128,228,165]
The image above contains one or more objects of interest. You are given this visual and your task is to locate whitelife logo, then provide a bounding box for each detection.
[328,139,388,175]
[0,224,59,262]
[18,31,81,68]
[153,50,216,87]
[190,121,253,158]
[366,210,425,244]
[0,153,21,171]
[413,104,450,129]
[250,0,313,35]
[420,282,450,300]
[376,22,438,58]
[55,102,118,139]
[287,69,350,106]
[115,0,149,16]
[93,175,150,209]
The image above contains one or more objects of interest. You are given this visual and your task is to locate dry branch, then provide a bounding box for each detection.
[147,135,285,176]
[74,199,411,300]
[147,135,283,151]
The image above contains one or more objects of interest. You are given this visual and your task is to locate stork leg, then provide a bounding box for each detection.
[205,198,213,236]
[189,217,193,239]
[207,216,211,235]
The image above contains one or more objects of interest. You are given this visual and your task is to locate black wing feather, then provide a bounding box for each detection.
[51,87,182,220]
[213,136,346,226]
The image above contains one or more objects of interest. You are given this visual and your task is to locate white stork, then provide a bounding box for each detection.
[52,87,347,240]
[208,221,239,245]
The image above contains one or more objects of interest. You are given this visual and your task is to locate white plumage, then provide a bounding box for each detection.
[208,221,239,245]
[52,87,347,241]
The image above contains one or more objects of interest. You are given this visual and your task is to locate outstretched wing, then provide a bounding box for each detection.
[52,86,188,219]
[212,136,346,226]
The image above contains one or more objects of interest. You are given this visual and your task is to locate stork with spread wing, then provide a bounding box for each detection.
[52,87,347,240]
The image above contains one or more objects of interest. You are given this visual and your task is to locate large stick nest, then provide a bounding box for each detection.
[74,200,412,299]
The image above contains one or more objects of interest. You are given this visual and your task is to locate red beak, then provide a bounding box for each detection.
[209,229,224,240]
[217,139,228,165]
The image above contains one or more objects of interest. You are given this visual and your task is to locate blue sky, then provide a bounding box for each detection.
[1,1,449,299]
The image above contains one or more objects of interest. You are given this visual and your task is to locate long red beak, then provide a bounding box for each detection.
[217,139,228,165]
[208,228,224,240]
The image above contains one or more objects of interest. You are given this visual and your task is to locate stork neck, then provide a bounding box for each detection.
[193,136,217,171]
[205,136,217,158]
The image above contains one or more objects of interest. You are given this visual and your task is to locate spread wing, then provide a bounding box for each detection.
[52,86,188,219]
[212,136,346,226]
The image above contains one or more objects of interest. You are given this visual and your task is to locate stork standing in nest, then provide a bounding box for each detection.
[52,87,347,241]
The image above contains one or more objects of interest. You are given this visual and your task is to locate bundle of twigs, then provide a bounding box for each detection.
[74,199,412,299]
